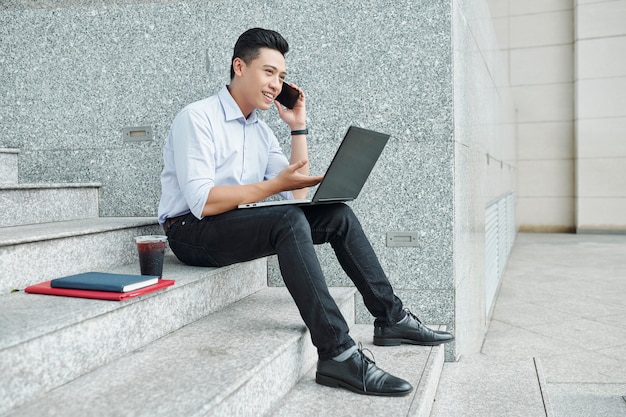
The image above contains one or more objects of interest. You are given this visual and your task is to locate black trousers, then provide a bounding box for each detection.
[166,203,404,360]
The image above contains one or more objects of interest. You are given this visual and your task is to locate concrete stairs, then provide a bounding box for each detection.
[0,148,445,416]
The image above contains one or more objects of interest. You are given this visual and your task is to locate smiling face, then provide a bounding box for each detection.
[229,47,287,117]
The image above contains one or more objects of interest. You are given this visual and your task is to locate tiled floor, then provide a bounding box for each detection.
[431,233,626,417]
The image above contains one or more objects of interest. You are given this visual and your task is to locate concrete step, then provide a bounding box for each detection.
[0,255,268,415]
[0,148,19,184]
[2,286,357,417]
[269,324,446,417]
[0,182,101,227]
[0,217,161,293]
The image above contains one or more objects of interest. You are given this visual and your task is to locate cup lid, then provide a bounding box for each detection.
[135,235,168,243]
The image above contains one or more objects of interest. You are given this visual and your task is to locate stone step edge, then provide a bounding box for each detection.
[268,324,447,417]
[0,254,263,350]
[0,217,157,247]
[0,219,162,294]
[0,183,102,228]
[0,182,101,190]
[0,148,20,154]
[411,331,446,417]
[3,287,357,417]
[0,258,269,414]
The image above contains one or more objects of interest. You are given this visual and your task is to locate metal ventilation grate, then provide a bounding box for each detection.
[485,192,516,318]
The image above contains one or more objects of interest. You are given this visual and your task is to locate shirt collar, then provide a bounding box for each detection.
[218,85,258,124]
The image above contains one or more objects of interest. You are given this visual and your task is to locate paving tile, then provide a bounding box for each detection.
[596,344,626,362]
[431,356,546,417]
[540,350,626,384]
[596,313,626,330]
[495,280,558,306]
[532,293,626,321]
[491,301,573,327]
[526,317,626,351]
[435,233,626,416]
[548,383,626,417]
[482,319,584,358]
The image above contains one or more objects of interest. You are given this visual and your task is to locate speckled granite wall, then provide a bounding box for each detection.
[0,0,516,358]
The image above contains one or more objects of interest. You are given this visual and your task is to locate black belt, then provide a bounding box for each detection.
[163,215,185,234]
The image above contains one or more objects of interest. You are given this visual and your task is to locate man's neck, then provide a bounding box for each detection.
[226,84,254,119]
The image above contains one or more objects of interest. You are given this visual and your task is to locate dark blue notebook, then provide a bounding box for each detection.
[50,272,159,293]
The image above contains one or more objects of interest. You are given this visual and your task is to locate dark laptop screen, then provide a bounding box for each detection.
[312,126,390,202]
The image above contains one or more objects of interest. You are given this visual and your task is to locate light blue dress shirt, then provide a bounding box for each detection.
[158,86,292,225]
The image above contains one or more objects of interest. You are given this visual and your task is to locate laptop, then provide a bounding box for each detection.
[238,126,390,209]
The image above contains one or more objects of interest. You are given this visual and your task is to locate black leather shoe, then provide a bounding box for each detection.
[316,345,413,396]
[374,309,455,346]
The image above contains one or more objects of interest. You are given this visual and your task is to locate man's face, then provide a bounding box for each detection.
[233,47,287,115]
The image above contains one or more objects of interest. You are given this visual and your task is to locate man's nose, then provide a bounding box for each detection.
[270,76,282,90]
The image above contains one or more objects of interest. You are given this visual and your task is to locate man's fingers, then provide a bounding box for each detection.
[307,175,324,186]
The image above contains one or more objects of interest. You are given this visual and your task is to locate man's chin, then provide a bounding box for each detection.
[259,101,273,111]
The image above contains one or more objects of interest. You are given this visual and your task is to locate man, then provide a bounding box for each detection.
[158,28,453,397]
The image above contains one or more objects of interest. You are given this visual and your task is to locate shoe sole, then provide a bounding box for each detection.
[315,373,413,397]
[373,336,455,346]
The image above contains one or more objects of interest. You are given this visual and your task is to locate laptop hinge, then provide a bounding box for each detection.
[315,198,354,203]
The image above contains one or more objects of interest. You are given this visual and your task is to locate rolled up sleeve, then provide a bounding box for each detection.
[172,108,216,219]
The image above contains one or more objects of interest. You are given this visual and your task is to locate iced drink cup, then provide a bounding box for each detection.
[135,235,168,277]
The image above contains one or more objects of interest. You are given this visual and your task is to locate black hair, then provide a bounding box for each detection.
[230,28,289,79]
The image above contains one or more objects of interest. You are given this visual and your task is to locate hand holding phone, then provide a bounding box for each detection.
[275,82,300,109]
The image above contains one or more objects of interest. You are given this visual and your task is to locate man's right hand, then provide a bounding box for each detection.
[275,160,324,192]
[201,160,323,217]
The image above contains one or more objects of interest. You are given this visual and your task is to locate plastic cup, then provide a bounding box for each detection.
[135,235,168,277]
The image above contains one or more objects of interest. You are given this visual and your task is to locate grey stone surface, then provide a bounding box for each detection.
[1,0,517,360]
[270,324,445,417]
[549,383,626,417]
[0,148,19,184]
[0,0,454,218]
[410,333,447,417]
[432,233,626,417]
[266,0,515,362]
[0,217,161,292]
[0,183,100,226]
[481,320,585,359]
[451,0,517,360]
[0,255,267,415]
[431,356,547,417]
[4,287,355,417]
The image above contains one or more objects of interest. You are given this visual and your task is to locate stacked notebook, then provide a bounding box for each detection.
[25,272,175,301]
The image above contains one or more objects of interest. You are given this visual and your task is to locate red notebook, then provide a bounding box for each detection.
[25,279,175,301]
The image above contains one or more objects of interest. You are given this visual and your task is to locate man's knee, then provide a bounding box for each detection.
[325,203,361,230]
[275,206,311,234]
[332,203,356,219]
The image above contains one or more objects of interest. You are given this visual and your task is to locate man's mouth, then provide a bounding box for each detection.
[262,91,275,101]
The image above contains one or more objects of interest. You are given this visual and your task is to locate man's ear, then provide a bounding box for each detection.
[232,57,245,77]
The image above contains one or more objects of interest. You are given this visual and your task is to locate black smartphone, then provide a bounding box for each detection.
[275,82,300,109]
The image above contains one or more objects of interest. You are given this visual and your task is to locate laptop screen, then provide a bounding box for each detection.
[312,126,390,202]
